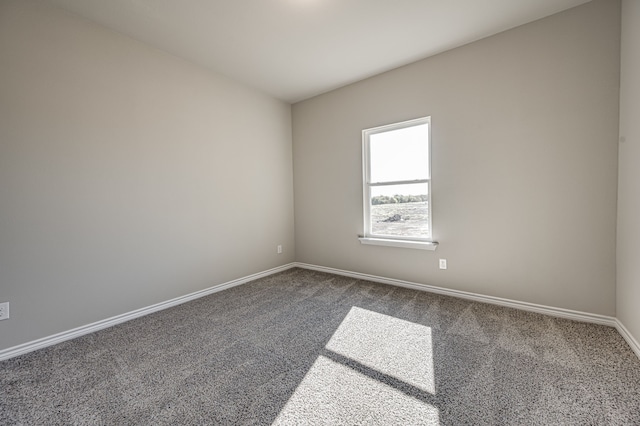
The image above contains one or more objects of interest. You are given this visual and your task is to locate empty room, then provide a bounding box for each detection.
[1,0,639,424]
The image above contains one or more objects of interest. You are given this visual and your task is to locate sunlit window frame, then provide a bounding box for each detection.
[360,116,438,250]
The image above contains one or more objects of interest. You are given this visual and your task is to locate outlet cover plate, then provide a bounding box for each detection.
[0,302,9,320]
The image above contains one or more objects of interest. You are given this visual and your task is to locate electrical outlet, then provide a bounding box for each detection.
[0,302,9,320]
[439,259,447,270]
[277,245,283,254]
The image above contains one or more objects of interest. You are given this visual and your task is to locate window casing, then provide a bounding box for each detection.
[361,117,436,249]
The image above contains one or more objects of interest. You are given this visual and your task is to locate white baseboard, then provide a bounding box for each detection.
[0,263,296,362]
[298,262,640,360]
[294,262,618,327]
[615,319,640,360]
[3,262,637,362]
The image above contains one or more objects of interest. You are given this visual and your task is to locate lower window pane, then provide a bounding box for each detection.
[370,183,429,239]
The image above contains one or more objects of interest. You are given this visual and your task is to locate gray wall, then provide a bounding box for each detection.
[293,0,620,316]
[617,0,640,345]
[0,0,294,351]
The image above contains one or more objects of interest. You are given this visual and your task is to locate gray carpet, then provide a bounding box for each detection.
[1,268,639,425]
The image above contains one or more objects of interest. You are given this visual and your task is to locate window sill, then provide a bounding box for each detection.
[358,237,438,251]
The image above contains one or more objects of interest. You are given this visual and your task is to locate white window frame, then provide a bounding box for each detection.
[359,116,438,250]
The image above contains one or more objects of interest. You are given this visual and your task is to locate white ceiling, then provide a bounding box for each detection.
[47,0,592,103]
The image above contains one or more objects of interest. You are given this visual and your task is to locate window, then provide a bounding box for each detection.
[360,117,437,250]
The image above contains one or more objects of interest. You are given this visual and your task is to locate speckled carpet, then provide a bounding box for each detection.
[1,268,639,425]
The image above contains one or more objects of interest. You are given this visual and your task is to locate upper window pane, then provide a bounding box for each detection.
[369,123,429,183]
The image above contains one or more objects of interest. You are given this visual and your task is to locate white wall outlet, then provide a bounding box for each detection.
[0,302,9,320]
[277,245,283,254]
[439,259,447,270]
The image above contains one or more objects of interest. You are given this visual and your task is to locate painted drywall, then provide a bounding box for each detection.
[0,0,294,351]
[293,0,620,316]
[617,0,640,346]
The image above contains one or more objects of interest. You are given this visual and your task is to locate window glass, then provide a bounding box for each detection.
[363,117,432,242]
[369,124,429,183]
[370,183,429,238]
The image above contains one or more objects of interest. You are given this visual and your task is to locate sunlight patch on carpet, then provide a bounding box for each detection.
[272,355,439,425]
[326,306,435,394]
[273,306,438,425]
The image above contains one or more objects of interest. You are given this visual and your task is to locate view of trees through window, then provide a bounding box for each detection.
[371,194,428,205]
